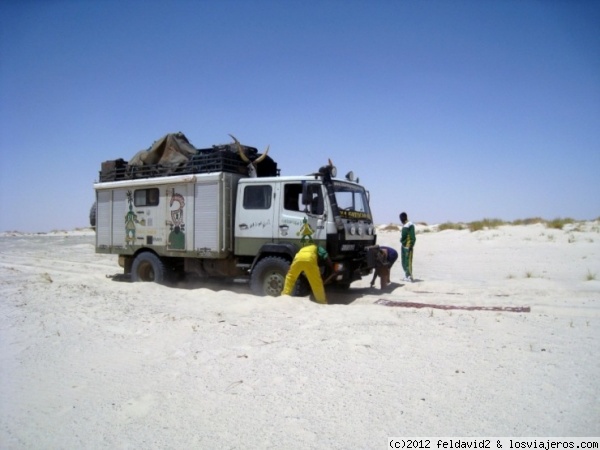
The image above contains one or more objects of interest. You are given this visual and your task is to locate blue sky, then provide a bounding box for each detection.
[1,0,598,232]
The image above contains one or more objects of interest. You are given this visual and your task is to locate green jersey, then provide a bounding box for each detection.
[401,222,416,248]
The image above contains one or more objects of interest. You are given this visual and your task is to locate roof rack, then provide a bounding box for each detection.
[99,145,279,182]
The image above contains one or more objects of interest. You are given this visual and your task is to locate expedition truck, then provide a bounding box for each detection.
[93,133,380,296]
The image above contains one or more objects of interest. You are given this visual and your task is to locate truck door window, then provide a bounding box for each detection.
[283,184,303,212]
[243,185,272,210]
[134,188,159,207]
[302,183,323,215]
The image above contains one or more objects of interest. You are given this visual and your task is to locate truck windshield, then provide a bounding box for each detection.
[332,181,372,221]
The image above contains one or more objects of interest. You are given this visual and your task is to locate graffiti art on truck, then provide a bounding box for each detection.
[168,192,186,250]
[297,217,314,245]
[125,191,138,246]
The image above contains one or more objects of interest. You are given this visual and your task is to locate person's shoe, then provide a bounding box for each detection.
[403,276,413,283]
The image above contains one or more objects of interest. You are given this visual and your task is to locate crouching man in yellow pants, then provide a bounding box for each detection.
[282,244,333,304]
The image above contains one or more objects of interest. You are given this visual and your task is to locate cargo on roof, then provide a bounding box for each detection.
[98,132,278,182]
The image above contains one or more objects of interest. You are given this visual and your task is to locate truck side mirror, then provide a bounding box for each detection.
[301,181,311,206]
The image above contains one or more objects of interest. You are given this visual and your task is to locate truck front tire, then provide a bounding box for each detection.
[131,252,166,283]
[293,275,311,297]
[250,256,290,297]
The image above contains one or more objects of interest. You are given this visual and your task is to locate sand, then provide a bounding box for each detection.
[1,222,599,448]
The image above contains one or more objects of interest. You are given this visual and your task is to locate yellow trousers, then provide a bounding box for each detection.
[282,246,327,304]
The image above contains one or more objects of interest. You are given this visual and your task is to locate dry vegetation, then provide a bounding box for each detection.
[378,224,401,232]
[433,217,594,233]
[376,217,599,234]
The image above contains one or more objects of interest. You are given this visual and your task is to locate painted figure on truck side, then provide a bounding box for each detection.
[297,217,314,245]
[125,191,138,246]
[168,192,186,250]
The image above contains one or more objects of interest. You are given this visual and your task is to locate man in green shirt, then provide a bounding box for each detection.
[400,212,416,282]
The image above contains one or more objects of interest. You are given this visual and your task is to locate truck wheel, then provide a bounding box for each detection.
[250,256,290,297]
[131,252,166,283]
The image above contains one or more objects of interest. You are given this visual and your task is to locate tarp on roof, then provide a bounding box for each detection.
[128,132,196,168]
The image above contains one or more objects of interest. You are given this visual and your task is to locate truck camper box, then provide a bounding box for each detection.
[95,171,242,260]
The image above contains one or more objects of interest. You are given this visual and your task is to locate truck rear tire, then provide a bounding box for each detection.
[89,201,97,229]
[250,256,290,297]
[131,252,166,284]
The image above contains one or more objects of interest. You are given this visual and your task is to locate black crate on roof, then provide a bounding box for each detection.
[190,144,278,176]
[190,147,248,175]
[99,159,127,181]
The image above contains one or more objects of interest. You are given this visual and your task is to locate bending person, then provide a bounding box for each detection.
[370,245,398,289]
[282,243,333,304]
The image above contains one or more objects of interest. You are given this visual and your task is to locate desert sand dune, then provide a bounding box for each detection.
[1,222,599,447]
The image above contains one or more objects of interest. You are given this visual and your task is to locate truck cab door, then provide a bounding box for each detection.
[235,182,277,255]
[279,181,326,245]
